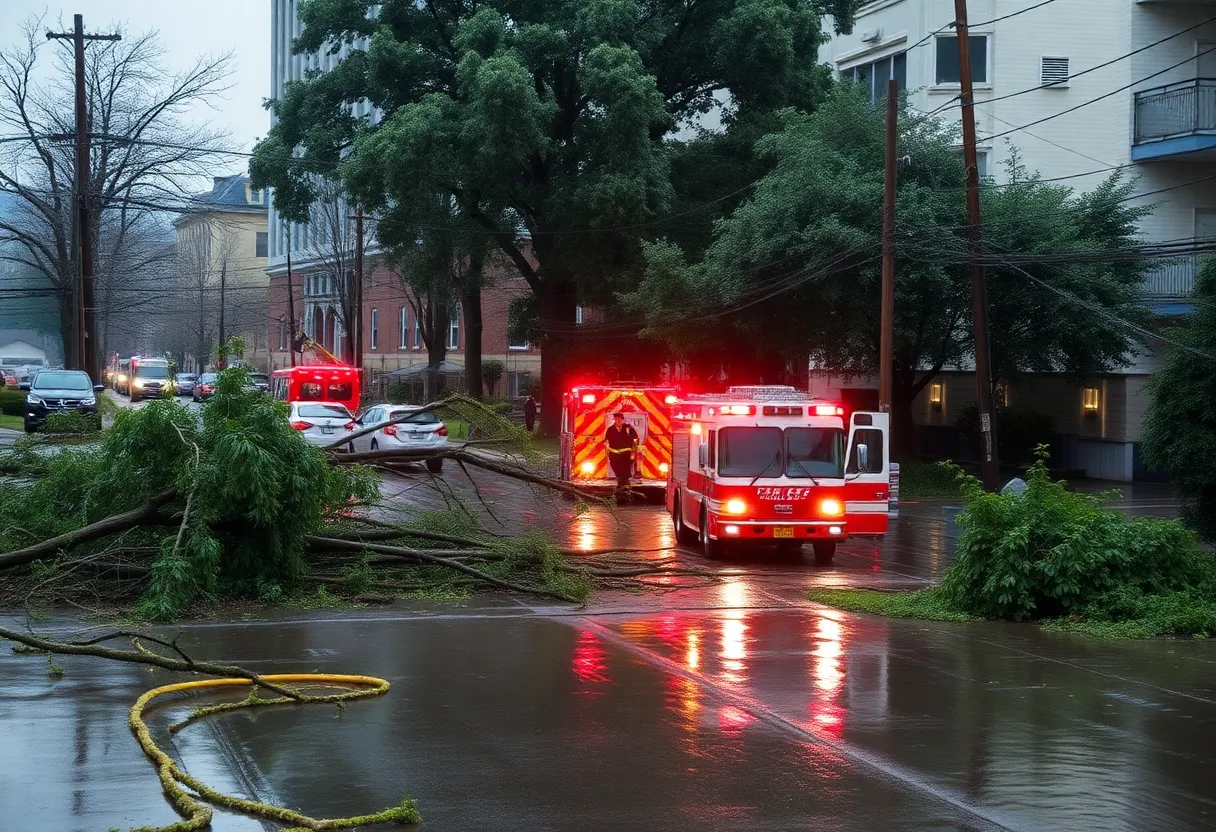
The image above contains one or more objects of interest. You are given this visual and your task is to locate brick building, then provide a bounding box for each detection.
[266,261,540,397]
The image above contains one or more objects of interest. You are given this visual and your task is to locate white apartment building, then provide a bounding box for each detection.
[815,0,1216,481]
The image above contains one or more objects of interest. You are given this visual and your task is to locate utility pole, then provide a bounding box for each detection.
[878,78,899,413]
[955,0,1000,491]
[217,260,227,357]
[285,223,296,367]
[353,206,365,369]
[47,16,120,381]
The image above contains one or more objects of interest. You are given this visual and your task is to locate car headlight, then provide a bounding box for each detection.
[133,379,145,388]
[26,394,43,406]
[82,397,96,407]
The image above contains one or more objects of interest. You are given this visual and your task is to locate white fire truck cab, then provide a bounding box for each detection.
[667,386,890,565]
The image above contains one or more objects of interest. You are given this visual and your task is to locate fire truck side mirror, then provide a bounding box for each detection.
[697,444,708,468]
[856,443,870,473]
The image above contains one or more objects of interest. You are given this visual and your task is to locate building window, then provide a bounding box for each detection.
[399,307,409,349]
[845,52,907,102]
[278,321,286,350]
[370,308,378,351]
[977,149,991,179]
[255,232,268,258]
[935,35,988,85]
[576,305,584,325]
[994,381,1009,408]
[1082,386,1101,416]
[448,306,460,350]
[414,317,421,349]
[508,332,529,350]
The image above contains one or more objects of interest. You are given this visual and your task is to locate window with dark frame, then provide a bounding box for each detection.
[255,231,268,258]
[846,52,907,102]
[935,34,988,85]
[370,308,378,350]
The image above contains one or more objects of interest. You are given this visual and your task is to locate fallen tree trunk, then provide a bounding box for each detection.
[0,490,177,571]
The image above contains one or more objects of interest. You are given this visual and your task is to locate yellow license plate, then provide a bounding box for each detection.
[773,527,795,538]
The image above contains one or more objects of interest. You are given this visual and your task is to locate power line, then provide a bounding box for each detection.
[986,41,1216,142]
[970,0,1062,27]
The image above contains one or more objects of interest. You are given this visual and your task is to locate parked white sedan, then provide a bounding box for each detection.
[349,404,448,472]
[289,402,354,447]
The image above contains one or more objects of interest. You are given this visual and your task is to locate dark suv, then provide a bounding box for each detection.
[21,370,103,433]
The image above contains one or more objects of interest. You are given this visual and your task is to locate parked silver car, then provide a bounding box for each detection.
[349,404,447,472]
[175,373,197,396]
[289,401,354,447]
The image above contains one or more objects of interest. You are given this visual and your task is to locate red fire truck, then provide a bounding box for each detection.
[559,384,678,498]
[666,386,890,564]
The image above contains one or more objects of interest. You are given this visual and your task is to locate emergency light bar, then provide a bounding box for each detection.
[718,405,754,416]
[814,405,845,416]
[763,406,803,417]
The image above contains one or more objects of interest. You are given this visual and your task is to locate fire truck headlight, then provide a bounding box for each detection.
[829,526,843,536]
[659,462,669,475]
[724,498,747,516]
[819,498,844,517]
[580,461,596,475]
[133,379,145,389]
[724,525,740,535]
[117,374,127,383]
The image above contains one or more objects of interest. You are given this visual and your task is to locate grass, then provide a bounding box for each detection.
[807,588,974,622]
[896,460,963,500]
[0,414,22,431]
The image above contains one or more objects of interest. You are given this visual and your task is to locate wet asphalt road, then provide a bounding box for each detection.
[1,436,1211,831]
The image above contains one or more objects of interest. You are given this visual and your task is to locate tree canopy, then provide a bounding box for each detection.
[625,86,1153,451]
[1141,261,1216,540]
[250,0,861,428]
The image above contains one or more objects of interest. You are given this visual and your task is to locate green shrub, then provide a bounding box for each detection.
[0,388,25,417]
[955,404,1055,466]
[940,450,1216,623]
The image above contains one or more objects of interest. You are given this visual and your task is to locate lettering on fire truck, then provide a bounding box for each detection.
[755,487,813,501]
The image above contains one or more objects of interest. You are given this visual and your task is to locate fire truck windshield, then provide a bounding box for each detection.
[718,427,783,477]
[717,426,846,479]
[135,364,169,379]
[785,428,845,478]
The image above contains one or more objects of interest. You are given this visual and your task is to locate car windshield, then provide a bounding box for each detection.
[298,404,351,420]
[177,374,196,382]
[250,374,268,384]
[137,364,170,379]
[199,374,217,384]
[33,371,92,391]
[390,409,439,425]
[785,428,846,478]
[717,427,784,477]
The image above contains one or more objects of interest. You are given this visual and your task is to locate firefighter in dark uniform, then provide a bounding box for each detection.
[605,412,640,492]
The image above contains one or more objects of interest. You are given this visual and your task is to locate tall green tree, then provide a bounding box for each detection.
[625,86,1154,454]
[1141,262,1216,540]
[250,0,859,431]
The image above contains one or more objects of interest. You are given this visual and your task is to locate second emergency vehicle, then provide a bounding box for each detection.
[559,384,677,497]
[667,386,890,564]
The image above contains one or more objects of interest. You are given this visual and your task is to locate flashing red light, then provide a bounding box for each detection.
[290,420,310,431]
[581,393,596,404]
[814,404,845,417]
[720,405,754,416]
[437,425,448,437]
[664,395,678,405]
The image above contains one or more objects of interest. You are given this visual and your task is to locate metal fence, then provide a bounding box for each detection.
[1134,79,1216,144]
[1141,256,1196,299]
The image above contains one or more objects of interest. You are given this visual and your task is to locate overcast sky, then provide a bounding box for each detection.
[1,0,270,177]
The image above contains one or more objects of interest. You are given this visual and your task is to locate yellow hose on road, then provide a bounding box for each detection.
[129,673,419,832]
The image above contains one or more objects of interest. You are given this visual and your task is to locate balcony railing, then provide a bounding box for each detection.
[1134,79,1216,144]
[1141,255,1196,300]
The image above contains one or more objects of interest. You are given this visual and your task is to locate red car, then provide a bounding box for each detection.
[192,372,218,403]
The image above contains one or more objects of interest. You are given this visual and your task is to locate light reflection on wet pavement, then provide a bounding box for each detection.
[3,473,1212,831]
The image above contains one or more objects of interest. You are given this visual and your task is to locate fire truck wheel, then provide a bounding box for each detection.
[425,457,444,474]
[700,506,726,560]
[672,494,698,546]
[812,541,836,566]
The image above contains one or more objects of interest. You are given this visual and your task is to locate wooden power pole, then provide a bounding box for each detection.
[353,207,365,369]
[285,223,296,367]
[47,15,120,380]
[954,0,1000,491]
[878,78,899,413]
